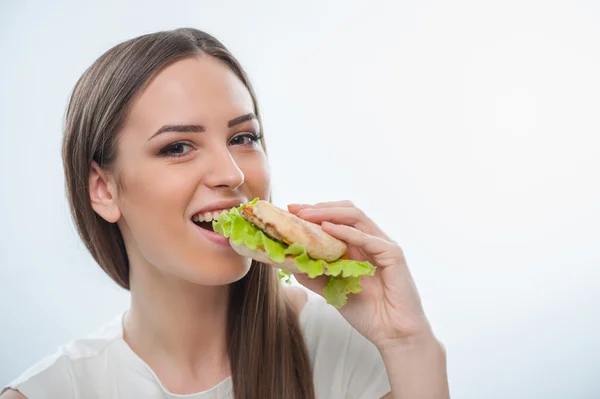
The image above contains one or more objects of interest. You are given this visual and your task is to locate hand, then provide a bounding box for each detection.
[288,200,434,351]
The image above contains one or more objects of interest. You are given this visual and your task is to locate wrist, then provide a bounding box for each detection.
[378,333,450,399]
[376,327,442,355]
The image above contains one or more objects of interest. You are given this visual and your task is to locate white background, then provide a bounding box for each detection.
[1,0,599,397]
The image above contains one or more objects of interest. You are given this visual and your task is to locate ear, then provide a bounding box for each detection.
[89,161,121,223]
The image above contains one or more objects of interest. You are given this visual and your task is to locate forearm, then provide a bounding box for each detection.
[379,330,450,399]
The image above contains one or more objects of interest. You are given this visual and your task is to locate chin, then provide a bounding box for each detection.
[185,256,253,286]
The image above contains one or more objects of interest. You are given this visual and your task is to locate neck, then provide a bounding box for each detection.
[123,259,231,393]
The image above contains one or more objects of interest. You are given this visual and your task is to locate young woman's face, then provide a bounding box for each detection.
[111,55,270,285]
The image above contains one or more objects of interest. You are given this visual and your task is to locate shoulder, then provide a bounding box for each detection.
[2,353,74,399]
[283,285,308,315]
[283,286,359,352]
[295,291,392,399]
[2,313,124,399]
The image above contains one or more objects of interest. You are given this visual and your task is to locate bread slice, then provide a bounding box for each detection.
[242,200,347,262]
[230,240,302,273]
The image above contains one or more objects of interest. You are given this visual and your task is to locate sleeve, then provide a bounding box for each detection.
[2,356,74,399]
[301,292,391,399]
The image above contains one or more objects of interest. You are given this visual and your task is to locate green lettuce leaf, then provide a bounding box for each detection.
[278,269,293,284]
[212,199,376,308]
[323,276,363,308]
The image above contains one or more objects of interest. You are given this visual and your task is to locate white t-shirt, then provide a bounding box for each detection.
[3,292,391,399]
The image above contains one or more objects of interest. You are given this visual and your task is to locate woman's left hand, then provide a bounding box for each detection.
[288,200,434,351]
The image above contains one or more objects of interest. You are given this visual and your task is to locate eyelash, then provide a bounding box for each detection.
[157,133,262,159]
[157,141,195,158]
[230,132,263,146]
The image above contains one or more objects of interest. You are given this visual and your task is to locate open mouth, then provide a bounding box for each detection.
[192,210,226,232]
[194,220,214,231]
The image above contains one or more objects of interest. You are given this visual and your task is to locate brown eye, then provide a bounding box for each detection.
[230,133,262,146]
[158,142,194,157]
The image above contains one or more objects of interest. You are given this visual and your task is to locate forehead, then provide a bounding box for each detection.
[125,55,255,132]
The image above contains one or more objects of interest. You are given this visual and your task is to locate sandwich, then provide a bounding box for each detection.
[212,198,376,308]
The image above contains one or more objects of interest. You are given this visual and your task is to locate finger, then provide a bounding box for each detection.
[298,207,390,240]
[287,200,354,214]
[287,204,307,215]
[293,273,328,298]
[322,222,392,260]
[298,206,362,224]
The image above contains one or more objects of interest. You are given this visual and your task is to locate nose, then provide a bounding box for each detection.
[204,146,245,191]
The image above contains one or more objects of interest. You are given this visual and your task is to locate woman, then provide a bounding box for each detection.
[2,28,449,399]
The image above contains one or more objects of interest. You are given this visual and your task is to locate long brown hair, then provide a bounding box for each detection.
[62,28,315,399]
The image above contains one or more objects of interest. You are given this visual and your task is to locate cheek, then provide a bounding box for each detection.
[119,163,194,215]
[116,162,196,257]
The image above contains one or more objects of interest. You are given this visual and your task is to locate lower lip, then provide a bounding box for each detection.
[192,222,231,247]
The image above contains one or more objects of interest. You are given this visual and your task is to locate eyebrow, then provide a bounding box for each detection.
[149,113,257,140]
[150,124,205,139]
[227,113,257,128]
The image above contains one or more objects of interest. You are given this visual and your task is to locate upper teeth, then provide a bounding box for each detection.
[193,210,226,223]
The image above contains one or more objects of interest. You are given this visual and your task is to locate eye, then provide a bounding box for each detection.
[230,133,262,146]
[158,142,194,158]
